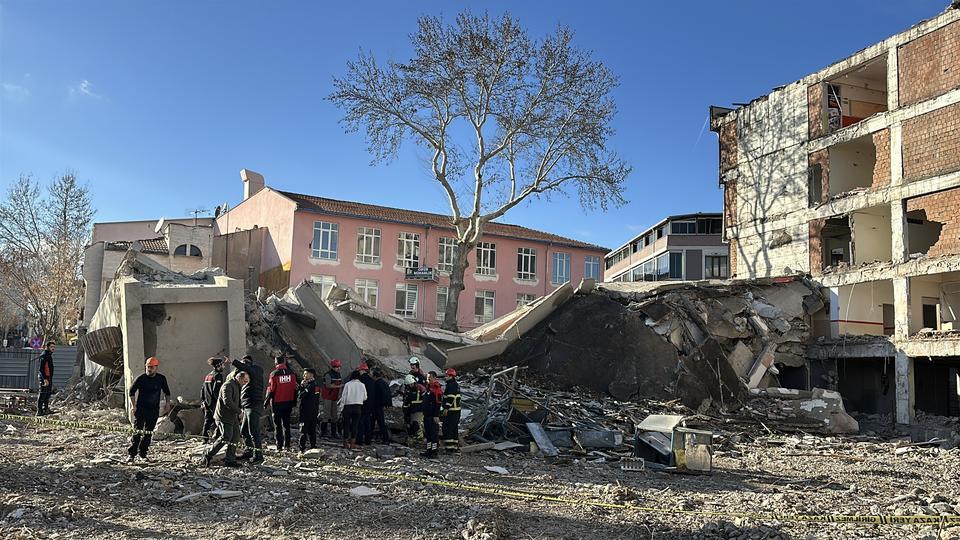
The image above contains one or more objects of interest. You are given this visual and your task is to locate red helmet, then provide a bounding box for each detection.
[445,368,457,377]
[358,362,369,372]
[330,359,342,368]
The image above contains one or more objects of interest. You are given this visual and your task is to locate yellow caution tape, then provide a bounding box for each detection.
[1,412,958,528]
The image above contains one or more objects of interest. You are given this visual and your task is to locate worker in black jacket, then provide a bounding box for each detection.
[420,375,443,459]
[441,368,462,452]
[357,362,376,445]
[298,368,321,451]
[200,357,228,443]
[371,369,393,444]
[230,355,265,464]
[36,342,55,416]
[402,375,425,441]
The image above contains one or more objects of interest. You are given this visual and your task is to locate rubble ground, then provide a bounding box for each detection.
[2,409,960,539]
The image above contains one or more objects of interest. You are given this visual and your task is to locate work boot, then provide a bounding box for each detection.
[237,449,253,461]
[223,460,241,468]
[127,455,136,464]
[250,452,264,465]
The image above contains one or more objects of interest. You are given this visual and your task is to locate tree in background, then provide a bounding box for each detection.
[330,12,630,331]
[0,172,94,343]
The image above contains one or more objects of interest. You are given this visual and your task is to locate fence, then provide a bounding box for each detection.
[0,346,76,391]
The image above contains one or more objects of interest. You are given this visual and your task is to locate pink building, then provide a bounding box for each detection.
[216,170,607,329]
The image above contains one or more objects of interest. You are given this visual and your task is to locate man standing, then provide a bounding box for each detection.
[127,357,171,463]
[200,357,228,443]
[408,357,426,386]
[357,362,375,445]
[231,355,265,464]
[441,368,462,452]
[337,370,367,450]
[371,369,392,444]
[36,342,55,416]
[319,359,343,439]
[401,374,425,441]
[298,368,321,452]
[420,374,443,459]
[264,354,298,451]
[203,370,248,467]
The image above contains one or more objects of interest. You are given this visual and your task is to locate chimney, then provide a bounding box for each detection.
[241,169,265,200]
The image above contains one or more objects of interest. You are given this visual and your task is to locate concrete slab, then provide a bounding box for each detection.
[283,282,362,372]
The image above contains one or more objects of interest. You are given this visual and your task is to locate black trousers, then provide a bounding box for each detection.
[442,410,461,449]
[128,408,160,457]
[272,401,294,449]
[373,406,390,442]
[359,405,374,444]
[201,407,217,442]
[241,406,264,456]
[298,412,318,451]
[424,415,439,445]
[37,382,52,413]
[342,404,362,441]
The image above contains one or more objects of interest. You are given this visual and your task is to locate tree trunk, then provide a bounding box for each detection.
[441,241,474,332]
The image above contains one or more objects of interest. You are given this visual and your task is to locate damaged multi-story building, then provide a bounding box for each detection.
[711,3,960,425]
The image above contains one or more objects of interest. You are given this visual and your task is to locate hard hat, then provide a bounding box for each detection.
[358,362,369,372]
[408,356,420,365]
[330,359,342,367]
[145,357,160,367]
[445,368,457,377]
[404,374,416,385]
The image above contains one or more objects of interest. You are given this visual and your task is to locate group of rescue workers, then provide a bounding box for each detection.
[120,351,461,467]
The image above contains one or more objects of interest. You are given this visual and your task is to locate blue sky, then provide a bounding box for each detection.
[0,1,948,250]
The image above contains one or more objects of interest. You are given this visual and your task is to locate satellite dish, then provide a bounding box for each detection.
[154,218,166,234]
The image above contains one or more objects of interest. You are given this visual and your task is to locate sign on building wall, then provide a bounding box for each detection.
[404,267,438,281]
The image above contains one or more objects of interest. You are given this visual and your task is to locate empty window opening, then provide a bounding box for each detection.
[821,217,852,269]
[837,358,895,415]
[913,357,960,417]
[828,135,878,197]
[906,208,945,257]
[822,56,888,134]
[908,272,960,335]
[849,205,892,265]
[828,279,893,337]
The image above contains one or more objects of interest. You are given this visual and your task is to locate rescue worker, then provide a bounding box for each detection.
[441,368,462,452]
[420,374,443,458]
[127,357,171,463]
[264,353,298,451]
[371,368,393,444]
[298,368,321,452]
[200,357,228,443]
[401,374,425,441]
[36,342,55,416]
[357,362,376,445]
[408,356,427,386]
[231,354,265,464]
[320,359,343,439]
[203,370,248,467]
[338,370,367,450]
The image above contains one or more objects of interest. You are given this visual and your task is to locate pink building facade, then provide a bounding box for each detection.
[216,170,607,330]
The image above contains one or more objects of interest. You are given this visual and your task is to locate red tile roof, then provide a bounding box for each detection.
[104,237,169,254]
[278,190,607,252]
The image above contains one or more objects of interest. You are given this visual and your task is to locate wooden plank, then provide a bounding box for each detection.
[526,423,559,457]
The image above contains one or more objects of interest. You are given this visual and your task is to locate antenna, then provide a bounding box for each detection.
[185,208,209,226]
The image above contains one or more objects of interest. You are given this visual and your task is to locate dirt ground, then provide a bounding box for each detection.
[1,405,960,540]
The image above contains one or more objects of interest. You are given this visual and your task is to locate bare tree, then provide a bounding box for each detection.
[0,172,94,342]
[330,12,630,331]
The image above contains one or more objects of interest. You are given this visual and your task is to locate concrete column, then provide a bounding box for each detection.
[886,46,899,111]
[893,277,911,340]
[895,350,915,424]
[890,200,907,263]
[889,123,903,187]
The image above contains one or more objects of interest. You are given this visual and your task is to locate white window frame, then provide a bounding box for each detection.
[516,247,537,281]
[395,283,419,319]
[436,286,449,321]
[438,237,456,273]
[356,227,381,264]
[354,278,379,307]
[516,293,537,308]
[476,242,497,276]
[551,252,571,285]
[584,255,600,280]
[310,275,337,299]
[397,232,420,268]
[312,221,339,260]
[474,290,495,324]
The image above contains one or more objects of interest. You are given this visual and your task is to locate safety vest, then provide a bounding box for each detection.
[443,393,461,411]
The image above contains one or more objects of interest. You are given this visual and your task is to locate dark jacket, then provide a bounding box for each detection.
[409,369,426,386]
[38,350,54,382]
[232,359,264,409]
[200,369,224,409]
[422,382,443,418]
[373,378,392,409]
[359,373,376,410]
[298,378,321,417]
[442,379,461,412]
[215,377,242,424]
[402,384,425,414]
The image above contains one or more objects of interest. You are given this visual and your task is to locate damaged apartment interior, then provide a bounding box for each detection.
[711,12,960,429]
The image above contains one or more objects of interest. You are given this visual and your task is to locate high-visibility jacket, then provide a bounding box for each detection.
[442,379,461,412]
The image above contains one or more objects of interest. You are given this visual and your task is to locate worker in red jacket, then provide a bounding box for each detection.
[264,353,298,451]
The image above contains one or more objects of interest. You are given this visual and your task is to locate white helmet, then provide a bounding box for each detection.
[408,356,420,366]
[404,374,416,385]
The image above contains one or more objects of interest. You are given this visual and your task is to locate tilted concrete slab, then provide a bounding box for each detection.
[282,282,363,373]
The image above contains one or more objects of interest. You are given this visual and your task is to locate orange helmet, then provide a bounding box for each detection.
[145,357,160,367]
[330,359,342,368]
[357,362,369,372]
[445,368,457,377]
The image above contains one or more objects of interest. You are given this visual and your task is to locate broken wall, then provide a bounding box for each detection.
[905,187,960,258]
